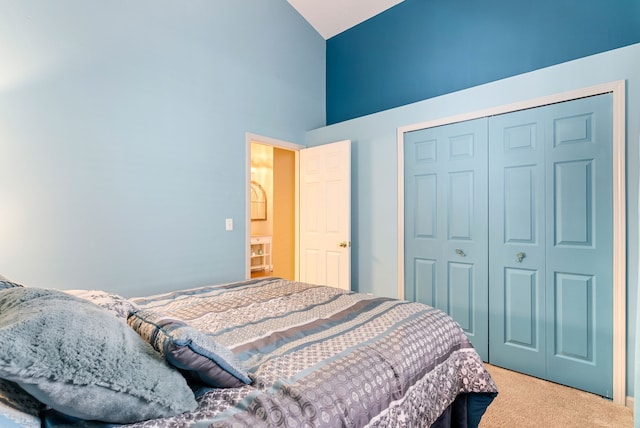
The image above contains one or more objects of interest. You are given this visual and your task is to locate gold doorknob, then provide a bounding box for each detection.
[339,241,351,248]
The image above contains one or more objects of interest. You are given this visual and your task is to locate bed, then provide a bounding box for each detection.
[0,276,497,427]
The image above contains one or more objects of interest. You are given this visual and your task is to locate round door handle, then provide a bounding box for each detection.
[339,241,351,248]
[516,252,526,263]
[455,249,466,257]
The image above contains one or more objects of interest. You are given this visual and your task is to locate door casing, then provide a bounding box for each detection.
[245,134,352,290]
[245,133,304,280]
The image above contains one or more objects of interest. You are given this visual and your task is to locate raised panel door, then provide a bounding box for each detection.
[404,118,489,359]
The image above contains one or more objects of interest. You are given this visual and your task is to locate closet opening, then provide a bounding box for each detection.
[396,81,626,404]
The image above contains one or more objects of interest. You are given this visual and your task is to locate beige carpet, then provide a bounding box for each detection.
[479,364,633,428]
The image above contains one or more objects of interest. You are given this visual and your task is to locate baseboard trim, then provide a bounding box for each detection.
[625,396,633,409]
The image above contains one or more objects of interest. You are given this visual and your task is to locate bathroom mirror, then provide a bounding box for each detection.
[250,181,267,221]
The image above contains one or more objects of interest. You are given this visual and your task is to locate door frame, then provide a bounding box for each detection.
[245,132,304,280]
[396,80,627,405]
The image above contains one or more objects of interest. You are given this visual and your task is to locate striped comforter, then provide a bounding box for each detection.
[126,278,497,427]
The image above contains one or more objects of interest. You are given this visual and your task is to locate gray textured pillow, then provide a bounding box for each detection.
[0,288,197,423]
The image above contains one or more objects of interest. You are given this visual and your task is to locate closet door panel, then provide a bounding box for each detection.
[504,166,536,243]
[489,109,546,378]
[504,268,539,349]
[448,171,474,240]
[404,118,489,359]
[415,174,437,238]
[554,272,594,361]
[413,258,437,306]
[448,262,474,331]
[544,94,613,397]
[554,160,593,245]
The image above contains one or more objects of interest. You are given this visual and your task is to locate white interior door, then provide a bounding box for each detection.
[299,140,351,290]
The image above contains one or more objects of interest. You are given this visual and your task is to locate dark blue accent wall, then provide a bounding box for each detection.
[326,0,640,125]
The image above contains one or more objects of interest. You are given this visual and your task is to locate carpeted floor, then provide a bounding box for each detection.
[479,364,633,428]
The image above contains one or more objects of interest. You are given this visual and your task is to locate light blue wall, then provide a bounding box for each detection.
[308,43,640,395]
[0,0,325,296]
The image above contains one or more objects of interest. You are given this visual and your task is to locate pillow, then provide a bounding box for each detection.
[0,379,41,428]
[0,277,23,290]
[0,287,197,423]
[64,289,140,322]
[0,407,39,428]
[128,310,251,388]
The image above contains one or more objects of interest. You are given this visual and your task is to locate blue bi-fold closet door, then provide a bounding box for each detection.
[404,94,613,398]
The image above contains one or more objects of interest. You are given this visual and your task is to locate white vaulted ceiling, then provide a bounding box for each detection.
[287,0,404,39]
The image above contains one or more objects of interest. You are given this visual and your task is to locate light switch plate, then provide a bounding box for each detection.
[225,218,233,231]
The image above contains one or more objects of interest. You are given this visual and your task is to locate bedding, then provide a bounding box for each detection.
[0,278,23,290]
[0,277,497,427]
[0,379,41,428]
[65,289,141,322]
[0,288,197,423]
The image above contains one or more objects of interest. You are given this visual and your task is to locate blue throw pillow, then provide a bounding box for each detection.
[0,288,197,423]
[128,310,251,388]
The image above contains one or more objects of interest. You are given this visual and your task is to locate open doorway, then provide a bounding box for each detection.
[247,135,301,281]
